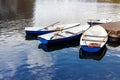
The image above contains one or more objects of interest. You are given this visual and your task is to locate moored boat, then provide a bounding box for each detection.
[87,18,112,26]
[38,25,90,44]
[25,22,80,35]
[80,25,108,53]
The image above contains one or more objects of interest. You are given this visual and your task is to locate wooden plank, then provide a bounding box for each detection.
[84,34,106,38]
[100,22,120,35]
[65,31,75,34]
[82,38,105,42]
[56,33,66,37]
[63,23,80,30]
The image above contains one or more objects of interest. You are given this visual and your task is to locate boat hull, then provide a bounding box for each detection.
[25,30,56,35]
[79,45,107,60]
[87,19,112,26]
[81,45,101,53]
[87,22,103,26]
[38,34,81,44]
[38,38,80,52]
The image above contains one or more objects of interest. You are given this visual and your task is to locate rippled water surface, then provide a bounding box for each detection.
[0,0,120,80]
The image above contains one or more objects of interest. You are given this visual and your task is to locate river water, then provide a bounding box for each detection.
[0,0,120,80]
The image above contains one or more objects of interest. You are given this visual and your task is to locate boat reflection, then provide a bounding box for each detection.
[79,45,107,61]
[25,34,38,40]
[38,39,80,52]
[107,37,120,47]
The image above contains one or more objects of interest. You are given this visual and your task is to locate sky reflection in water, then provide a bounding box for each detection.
[0,0,120,80]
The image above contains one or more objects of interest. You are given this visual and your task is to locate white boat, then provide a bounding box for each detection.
[80,25,108,53]
[87,18,112,26]
[25,22,80,35]
[38,25,90,44]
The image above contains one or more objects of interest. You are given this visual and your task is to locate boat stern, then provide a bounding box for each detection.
[38,37,48,44]
[81,45,101,53]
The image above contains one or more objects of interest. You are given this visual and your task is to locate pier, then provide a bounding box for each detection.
[100,22,120,38]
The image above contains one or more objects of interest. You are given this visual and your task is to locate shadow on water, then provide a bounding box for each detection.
[79,45,107,61]
[107,37,120,47]
[38,38,80,52]
[0,0,34,37]
[97,0,120,3]
[25,34,38,40]
[0,0,34,20]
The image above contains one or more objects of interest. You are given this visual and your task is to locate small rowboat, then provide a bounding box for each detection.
[80,25,108,53]
[38,25,90,44]
[87,18,112,26]
[25,22,80,35]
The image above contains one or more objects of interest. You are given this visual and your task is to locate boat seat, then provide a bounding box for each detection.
[55,33,66,37]
[65,31,75,34]
[82,38,105,42]
[65,31,83,35]
[84,34,106,38]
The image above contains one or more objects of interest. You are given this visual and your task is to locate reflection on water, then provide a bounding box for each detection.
[107,37,120,47]
[98,0,120,3]
[79,45,107,61]
[25,34,38,40]
[0,0,34,20]
[0,0,17,20]
[0,0,120,80]
[39,39,80,52]
[0,0,35,79]
[33,0,120,28]
[0,0,34,44]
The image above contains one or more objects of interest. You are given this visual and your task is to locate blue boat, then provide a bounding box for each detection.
[80,25,108,53]
[25,23,80,35]
[25,30,55,35]
[87,18,112,26]
[38,25,90,44]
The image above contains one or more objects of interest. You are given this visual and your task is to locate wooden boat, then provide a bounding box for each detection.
[79,45,107,61]
[80,25,108,53]
[87,18,112,26]
[25,22,80,35]
[38,25,90,44]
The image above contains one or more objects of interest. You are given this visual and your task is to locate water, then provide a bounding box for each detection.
[0,0,120,80]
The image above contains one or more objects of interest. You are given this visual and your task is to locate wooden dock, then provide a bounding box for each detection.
[100,22,120,38]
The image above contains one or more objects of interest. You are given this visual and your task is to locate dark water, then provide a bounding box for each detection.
[0,0,120,80]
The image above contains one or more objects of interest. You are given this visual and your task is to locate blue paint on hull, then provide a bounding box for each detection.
[25,30,56,35]
[38,34,81,44]
[79,45,107,60]
[38,39,80,52]
[81,45,101,53]
[87,22,103,27]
